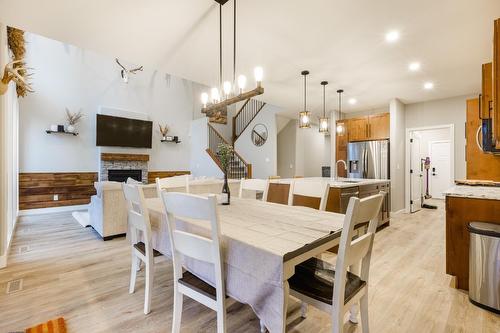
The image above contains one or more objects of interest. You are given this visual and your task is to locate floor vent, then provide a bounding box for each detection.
[6,279,23,294]
[18,245,30,254]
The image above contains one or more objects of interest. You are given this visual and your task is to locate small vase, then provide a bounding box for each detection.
[221,172,230,205]
[67,125,75,133]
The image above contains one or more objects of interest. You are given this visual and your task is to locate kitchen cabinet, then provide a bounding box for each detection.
[347,117,369,142]
[368,113,390,140]
[481,63,493,119]
[494,19,500,148]
[359,183,390,227]
[335,120,349,178]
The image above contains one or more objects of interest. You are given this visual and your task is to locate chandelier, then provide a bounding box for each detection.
[319,81,329,133]
[200,0,264,118]
[298,70,311,128]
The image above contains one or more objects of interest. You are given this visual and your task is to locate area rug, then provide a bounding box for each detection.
[25,317,66,333]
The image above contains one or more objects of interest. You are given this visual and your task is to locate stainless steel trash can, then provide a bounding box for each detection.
[468,222,500,314]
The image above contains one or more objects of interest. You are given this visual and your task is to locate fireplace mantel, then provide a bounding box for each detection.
[100,153,150,162]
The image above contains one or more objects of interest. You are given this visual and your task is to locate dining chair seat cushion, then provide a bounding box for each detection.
[289,257,366,305]
[133,242,162,257]
[178,271,229,301]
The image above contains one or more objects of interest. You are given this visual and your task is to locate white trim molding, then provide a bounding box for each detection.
[18,204,89,217]
[0,254,6,269]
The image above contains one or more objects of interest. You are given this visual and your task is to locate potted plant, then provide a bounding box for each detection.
[65,108,84,133]
[217,143,234,205]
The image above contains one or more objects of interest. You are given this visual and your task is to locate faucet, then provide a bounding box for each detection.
[334,160,347,181]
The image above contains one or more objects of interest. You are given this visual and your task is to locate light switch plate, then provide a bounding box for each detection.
[53,194,59,201]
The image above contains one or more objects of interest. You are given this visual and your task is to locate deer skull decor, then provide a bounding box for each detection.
[159,124,169,140]
[115,58,143,83]
[0,60,33,96]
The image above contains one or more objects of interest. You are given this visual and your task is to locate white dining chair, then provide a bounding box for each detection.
[161,192,228,333]
[155,175,190,197]
[288,180,330,211]
[122,183,163,315]
[239,178,269,201]
[288,193,384,333]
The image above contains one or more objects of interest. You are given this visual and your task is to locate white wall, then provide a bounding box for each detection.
[405,95,471,180]
[389,98,406,212]
[19,33,208,173]
[234,104,278,179]
[277,119,296,178]
[189,117,223,178]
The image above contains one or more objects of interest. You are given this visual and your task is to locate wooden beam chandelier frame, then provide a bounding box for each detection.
[200,0,264,115]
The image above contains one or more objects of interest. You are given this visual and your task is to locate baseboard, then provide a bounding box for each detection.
[18,204,89,216]
[391,208,406,214]
[0,255,6,269]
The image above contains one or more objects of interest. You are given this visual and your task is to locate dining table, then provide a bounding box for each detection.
[146,196,364,333]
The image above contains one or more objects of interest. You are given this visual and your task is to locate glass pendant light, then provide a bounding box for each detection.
[299,70,311,128]
[336,89,346,135]
[319,81,329,133]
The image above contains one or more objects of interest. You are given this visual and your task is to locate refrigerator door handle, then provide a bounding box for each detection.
[363,148,368,178]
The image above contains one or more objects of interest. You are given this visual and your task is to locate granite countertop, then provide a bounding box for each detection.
[271,177,390,188]
[444,185,500,201]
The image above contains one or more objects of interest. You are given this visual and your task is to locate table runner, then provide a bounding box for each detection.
[146,197,345,332]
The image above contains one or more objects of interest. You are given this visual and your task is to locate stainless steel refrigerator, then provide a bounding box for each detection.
[347,140,389,179]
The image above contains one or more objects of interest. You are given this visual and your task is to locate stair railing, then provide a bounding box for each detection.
[232,99,266,143]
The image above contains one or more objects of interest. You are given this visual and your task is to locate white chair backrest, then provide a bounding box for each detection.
[122,183,153,247]
[156,175,190,197]
[288,180,330,211]
[239,178,269,200]
[161,192,225,298]
[332,193,384,309]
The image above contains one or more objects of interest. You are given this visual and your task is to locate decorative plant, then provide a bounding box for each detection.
[65,108,84,125]
[159,124,169,137]
[217,143,234,173]
[7,26,32,98]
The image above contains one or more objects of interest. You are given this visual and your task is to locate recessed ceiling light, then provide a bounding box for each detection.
[348,98,357,105]
[424,82,434,90]
[409,62,421,72]
[385,30,400,43]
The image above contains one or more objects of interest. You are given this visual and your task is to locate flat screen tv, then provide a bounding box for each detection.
[96,114,153,148]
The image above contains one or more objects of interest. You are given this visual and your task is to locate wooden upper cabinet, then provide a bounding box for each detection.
[347,117,369,142]
[494,19,500,148]
[368,113,390,140]
[481,63,493,119]
[335,120,349,177]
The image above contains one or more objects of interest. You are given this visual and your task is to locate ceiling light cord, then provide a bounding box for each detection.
[219,3,223,88]
[304,74,307,110]
[337,89,343,121]
[323,84,326,117]
[233,0,236,85]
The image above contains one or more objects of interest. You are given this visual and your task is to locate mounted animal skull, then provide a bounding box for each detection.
[0,60,34,95]
[159,124,169,138]
[115,58,143,83]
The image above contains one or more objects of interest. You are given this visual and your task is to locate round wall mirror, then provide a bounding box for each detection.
[251,124,268,147]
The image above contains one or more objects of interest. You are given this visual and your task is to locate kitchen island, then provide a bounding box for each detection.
[266,177,391,227]
[444,185,500,290]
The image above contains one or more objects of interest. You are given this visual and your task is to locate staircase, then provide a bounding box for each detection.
[206,123,252,179]
[232,99,266,143]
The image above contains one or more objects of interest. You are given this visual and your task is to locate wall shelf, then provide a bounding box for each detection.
[161,136,181,144]
[46,130,78,136]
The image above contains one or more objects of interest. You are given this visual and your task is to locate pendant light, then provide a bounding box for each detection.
[319,81,329,133]
[336,89,346,135]
[299,70,311,128]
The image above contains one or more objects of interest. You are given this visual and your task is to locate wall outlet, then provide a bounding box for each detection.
[53,194,59,201]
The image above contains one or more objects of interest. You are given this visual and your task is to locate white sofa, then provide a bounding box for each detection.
[88,181,156,240]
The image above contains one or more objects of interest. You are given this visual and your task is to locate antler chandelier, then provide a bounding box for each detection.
[200,0,264,117]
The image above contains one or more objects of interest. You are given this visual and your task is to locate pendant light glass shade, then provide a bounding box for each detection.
[298,70,311,128]
[336,89,345,135]
[319,81,329,133]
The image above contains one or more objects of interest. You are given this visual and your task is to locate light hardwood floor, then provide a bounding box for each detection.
[0,200,499,332]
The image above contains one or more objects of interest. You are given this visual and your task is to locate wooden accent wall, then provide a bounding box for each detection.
[147,171,191,184]
[446,196,500,290]
[101,153,149,162]
[19,172,97,210]
[466,98,500,181]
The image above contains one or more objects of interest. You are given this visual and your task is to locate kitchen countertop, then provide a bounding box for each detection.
[444,185,500,201]
[270,177,390,188]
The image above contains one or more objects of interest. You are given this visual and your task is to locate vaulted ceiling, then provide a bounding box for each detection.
[1,0,499,116]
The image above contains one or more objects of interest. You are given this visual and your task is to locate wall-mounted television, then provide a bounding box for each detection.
[96,114,153,148]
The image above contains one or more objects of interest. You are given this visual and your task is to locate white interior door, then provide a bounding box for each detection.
[410,137,422,212]
[429,141,451,199]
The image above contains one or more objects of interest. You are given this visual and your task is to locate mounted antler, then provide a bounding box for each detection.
[159,124,169,137]
[0,60,34,95]
[115,58,143,83]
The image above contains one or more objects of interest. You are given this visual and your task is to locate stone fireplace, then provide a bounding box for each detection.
[100,153,149,183]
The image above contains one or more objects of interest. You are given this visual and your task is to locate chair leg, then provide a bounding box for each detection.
[259,320,267,333]
[332,306,344,333]
[360,294,369,333]
[129,254,138,294]
[144,261,154,314]
[172,287,183,333]
[216,306,227,333]
[300,302,308,318]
